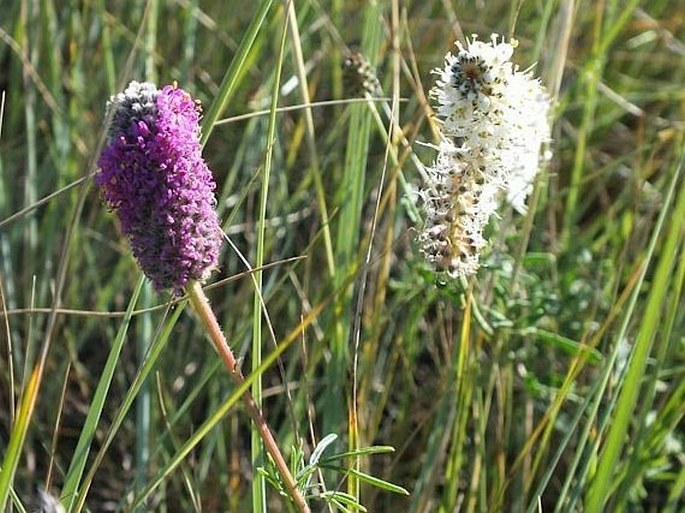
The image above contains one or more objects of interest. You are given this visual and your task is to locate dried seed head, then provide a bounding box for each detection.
[342,49,380,97]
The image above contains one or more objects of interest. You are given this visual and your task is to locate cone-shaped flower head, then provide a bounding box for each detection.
[97,81,222,292]
[419,34,551,278]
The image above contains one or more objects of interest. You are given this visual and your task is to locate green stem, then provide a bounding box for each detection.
[186,281,310,513]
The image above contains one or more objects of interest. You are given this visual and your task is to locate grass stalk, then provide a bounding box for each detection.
[286,0,335,278]
[249,4,291,511]
[70,298,186,513]
[200,0,275,147]
[584,147,684,512]
[60,276,145,511]
[327,0,384,447]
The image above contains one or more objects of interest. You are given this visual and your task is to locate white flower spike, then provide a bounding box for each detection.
[418,34,551,278]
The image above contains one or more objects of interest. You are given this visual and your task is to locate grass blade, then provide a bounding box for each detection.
[200,0,275,146]
[60,276,144,511]
[68,296,186,513]
[585,147,684,512]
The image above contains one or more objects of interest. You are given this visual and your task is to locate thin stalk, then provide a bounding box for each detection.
[133,2,159,502]
[186,281,310,513]
[561,0,641,248]
[327,0,383,442]
[251,4,290,510]
[286,0,335,278]
[96,0,116,93]
[59,276,144,510]
[134,283,153,503]
[0,137,91,511]
[584,146,685,513]
[70,298,184,513]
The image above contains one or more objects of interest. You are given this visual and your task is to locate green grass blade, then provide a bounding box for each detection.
[319,491,368,512]
[286,1,335,277]
[130,4,160,503]
[585,149,684,512]
[200,0,275,146]
[0,361,41,509]
[95,0,116,93]
[250,7,290,511]
[561,0,641,248]
[526,327,603,364]
[134,283,154,503]
[664,461,685,513]
[347,467,410,496]
[526,371,604,513]
[130,369,246,510]
[68,296,186,513]
[60,275,144,511]
[319,445,396,463]
[614,167,685,509]
[327,0,384,454]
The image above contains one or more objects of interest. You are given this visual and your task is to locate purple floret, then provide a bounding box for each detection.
[97,82,222,292]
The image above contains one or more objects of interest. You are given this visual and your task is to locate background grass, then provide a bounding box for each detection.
[1,0,684,512]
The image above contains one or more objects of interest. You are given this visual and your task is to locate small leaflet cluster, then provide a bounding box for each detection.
[418,34,551,278]
[97,81,222,293]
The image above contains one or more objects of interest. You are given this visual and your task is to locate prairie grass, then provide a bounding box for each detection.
[0,0,684,512]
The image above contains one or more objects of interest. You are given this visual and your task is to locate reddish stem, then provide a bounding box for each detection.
[187,281,310,513]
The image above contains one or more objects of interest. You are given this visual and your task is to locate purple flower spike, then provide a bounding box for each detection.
[97,81,222,292]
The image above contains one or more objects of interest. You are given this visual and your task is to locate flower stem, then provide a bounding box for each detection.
[186,280,310,513]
